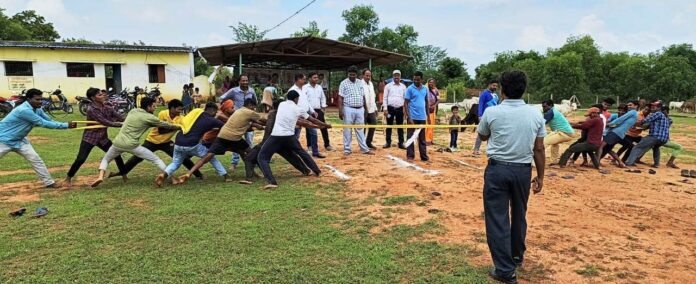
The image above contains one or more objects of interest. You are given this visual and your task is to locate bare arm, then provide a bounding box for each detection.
[532,137,545,194]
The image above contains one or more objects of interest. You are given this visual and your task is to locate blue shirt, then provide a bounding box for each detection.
[477,89,497,117]
[477,99,546,163]
[606,109,638,139]
[404,84,428,120]
[0,102,68,149]
[221,87,256,110]
[642,111,671,142]
[175,112,225,147]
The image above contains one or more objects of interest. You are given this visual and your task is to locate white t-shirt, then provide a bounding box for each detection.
[384,82,406,109]
[271,100,309,136]
[304,83,326,110]
[288,84,314,115]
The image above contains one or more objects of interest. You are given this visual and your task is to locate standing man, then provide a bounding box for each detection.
[541,100,575,165]
[0,89,76,188]
[404,71,429,161]
[108,100,202,179]
[558,107,604,169]
[220,74,257,171]
[92,97,181,187]
[338,66,373,156]
[66,88,126,188]
[289,73,317,141]
[383,70,407,149]
[477,71,546,284]
[625,102,671,167]
[474,79,499,155]
[361,69,378,150]
[318,73,328,92]
[304,72,329,157]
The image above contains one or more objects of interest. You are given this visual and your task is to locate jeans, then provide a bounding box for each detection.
[342,106,369,153]
[232,131,254,166]
[626,136,665,166]
[450,130,459,148]
[101,145,166,172]
[559,142,600,168]
[544,131,575,163]
[617,135,641,162]
[365,112,377,147]
[68,140,125,177]
[119,141,201,177]
[406,120,428,161]
[385,106,404,146]
[483,160,532,277]
[315,109,331,148]
[166,144,226,176]
[306,128,319,156]
[258,135,321,185]
[0,142,54,186]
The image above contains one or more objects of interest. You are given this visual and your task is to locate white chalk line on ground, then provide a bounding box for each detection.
[385,155,439,175]
[451,159,483,170]
[324,164,351,180]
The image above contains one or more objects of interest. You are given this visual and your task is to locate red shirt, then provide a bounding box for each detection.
[577,117,604,147]
[603,111,611,120]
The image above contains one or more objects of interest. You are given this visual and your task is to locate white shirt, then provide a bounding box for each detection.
[361,79,377,114]
[384,82,406,109]
[272,100,309,136]
[288,84,314,115]
[304,83,326,110]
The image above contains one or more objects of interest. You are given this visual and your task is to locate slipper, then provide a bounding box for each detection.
[547,172,558,177]
[648,169,657,175]
[9,208,26,217]
[625,169,642,174]
[263,184,278,190]
[431,191,442,197]
[691,170,696,178]
[427,208,440,214]
[680,169,690,177]
[599,169,610,175]
[561,175,575,179]
[680,179,693,184]
[33,207,48,218]
[238,180,253,185]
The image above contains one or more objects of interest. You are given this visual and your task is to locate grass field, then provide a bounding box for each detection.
[0,110,488,283]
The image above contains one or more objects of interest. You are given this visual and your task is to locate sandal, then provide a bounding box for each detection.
[9,208,26,217]
[625,169,642,174]
[33,207,48,218]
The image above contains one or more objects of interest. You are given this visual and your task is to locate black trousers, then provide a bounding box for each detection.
[617,136,642,162]
[483,160,531,277]
[68,140,125,177]
[315,109,331,148]
[406,120,428,161]
[119,140,202,177]
[364,112,377,147]
[258,136,321,185]
[560,142,600,168]
[245,142,310,180]
[385,106,404,146]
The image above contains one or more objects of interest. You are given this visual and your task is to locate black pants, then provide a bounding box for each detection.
[364,112,377,147]
[450,130,459,148]
[560,142,600,168]
[258,136,321,185]
[483,160,531,277]
[406,120,428,161]
[245,142,310,180]
[119,141,202,177]
[617,136,642,162]
[315,109,331,148]
[385,106,404,146]
[68,140,125,177]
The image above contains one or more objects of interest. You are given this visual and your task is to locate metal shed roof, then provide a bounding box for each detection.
[196,36,411,70]
[0,41,192,53]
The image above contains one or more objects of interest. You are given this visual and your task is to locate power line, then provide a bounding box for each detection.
[261,0,316,35]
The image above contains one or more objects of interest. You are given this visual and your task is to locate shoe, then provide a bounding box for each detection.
[313,153,327,159]
[45,182,61,189]
[362,151,375,155]
[513,257,523,269]
[383,144,391,149]
[367,144,377,150]
[343,152,351,156]
[325,146,335,151]
[398,144,406,150]
[488,267,517,284]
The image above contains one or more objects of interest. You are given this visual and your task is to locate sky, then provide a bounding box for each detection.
[2,0,695,74]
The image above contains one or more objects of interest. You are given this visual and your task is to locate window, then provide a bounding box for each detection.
[4,61,33,76]
[148,64,166,83]
[66,63,95,77]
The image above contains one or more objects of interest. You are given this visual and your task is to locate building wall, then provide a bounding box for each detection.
[0,47,192,102]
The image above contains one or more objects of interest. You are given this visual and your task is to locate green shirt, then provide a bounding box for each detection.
[113,108,180,150]
[547,107,574,134]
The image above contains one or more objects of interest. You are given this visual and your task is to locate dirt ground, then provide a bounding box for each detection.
[315,127,696,283]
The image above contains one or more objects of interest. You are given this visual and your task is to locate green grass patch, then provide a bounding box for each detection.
[575,264,603,277]
[380,195,417,206]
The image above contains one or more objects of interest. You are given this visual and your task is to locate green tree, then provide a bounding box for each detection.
[550,35,603,95]
[439,57,466,79]
[61,37,94,44]
[414,45,447,71]
[338,5,379,46]
[10,10,59,41]
[194,57,214,77]
[650,55,696,102]
[609,54,650,101]
[291,21,328,38]
[661,43,696,70]
[229,22,266,43]
[542,52,589,104]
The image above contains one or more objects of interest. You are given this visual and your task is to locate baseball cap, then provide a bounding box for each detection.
[585,107,600,116]
[392,70,401,75]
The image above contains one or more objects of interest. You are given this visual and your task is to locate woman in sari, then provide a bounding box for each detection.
[425,78,440,145]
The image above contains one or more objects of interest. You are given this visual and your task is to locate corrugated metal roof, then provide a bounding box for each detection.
[0,41,192,53]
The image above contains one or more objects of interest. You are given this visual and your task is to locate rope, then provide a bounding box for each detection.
[329,124,477,129]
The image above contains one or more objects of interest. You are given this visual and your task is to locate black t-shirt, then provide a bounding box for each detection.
[175,112,225,147]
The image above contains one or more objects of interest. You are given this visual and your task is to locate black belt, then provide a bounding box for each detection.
[346,105,363,109]
[488,159,531,167]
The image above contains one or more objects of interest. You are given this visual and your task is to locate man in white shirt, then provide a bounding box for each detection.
[383,70,407,149]
[257,90,330,189]
[361,69,378,150]
[304,72,331,157]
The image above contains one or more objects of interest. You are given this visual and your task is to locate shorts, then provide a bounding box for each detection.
[208,137,249,155]
[604,132,622,145]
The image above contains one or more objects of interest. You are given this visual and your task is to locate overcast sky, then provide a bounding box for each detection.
[2,0,695,74]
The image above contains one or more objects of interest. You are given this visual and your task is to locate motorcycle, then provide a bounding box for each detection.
[0,91,22,118]
[42,87,73,117]
[77,88,135,116]
[147,85,165,106]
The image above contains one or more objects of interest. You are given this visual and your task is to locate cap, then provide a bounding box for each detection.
[585,107,600,116]
[220,100,233,112]
[392,70,401,75]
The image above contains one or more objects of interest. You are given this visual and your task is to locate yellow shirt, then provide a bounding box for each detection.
[146,110,183,144]
[218,108,261,141]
